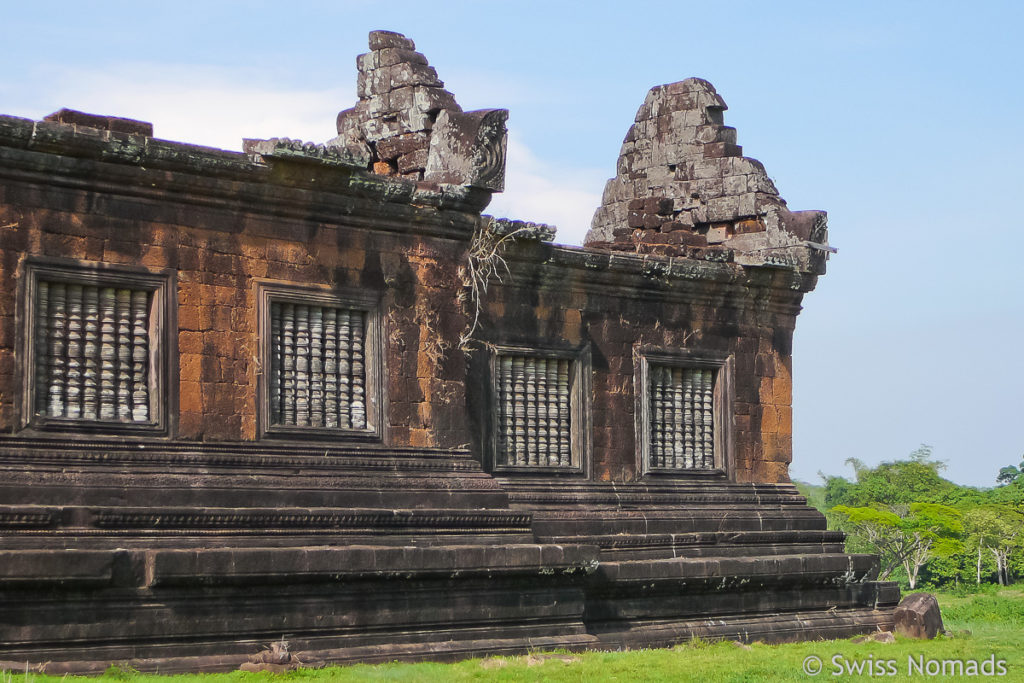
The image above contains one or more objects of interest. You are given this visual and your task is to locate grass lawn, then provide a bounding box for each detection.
[5,587,1022,682]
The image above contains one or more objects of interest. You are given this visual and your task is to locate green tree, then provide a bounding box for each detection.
[996,458,1024,486]
[831,503,963,589]
[964,506,1024,586]
[819,447,1024,588]
[823,446,959,509]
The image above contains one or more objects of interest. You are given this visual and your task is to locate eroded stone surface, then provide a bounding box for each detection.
[240,31,507,194]
[586,78,829,274]
[893,593,944,639]
[330,31,507,189]
[43,108,154,137]
[425,109,508,191]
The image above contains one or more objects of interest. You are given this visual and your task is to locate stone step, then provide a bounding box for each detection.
[530,506,828,536]
[501,479,809,508]
[594,552,879,586]
[589,605,899,649]
[539,529,846,559]
[585,581,901,623]
[0,505,535,548]
[0,545,597,673]
[0,437,507,509]
[0,543,600,588]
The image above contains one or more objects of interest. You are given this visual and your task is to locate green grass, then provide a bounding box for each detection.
[5,588,1023,682]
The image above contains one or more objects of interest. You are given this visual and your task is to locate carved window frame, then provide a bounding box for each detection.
[635,348,733,478]
[256,281,385,442]
[18,257,176,436]
[487,344,590,475]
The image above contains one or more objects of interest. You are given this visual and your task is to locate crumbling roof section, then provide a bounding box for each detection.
[331,31,508,191]
[586,78,829,274]
[241,31,508,200]
[43,108,154,137]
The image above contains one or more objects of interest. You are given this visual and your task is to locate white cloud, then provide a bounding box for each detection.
[10,63,605,245]
[486,134,604,246]
[15,63,351,151]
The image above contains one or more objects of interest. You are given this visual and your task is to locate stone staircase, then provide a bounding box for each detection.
[0,438,598,673]
[0,439,897,673]
[500,479,900,649]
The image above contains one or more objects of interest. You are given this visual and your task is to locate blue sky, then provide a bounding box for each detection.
[2,1,1021,486]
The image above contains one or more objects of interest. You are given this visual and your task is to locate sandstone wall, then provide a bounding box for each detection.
[0,121,476,449]
[465,242,807,484]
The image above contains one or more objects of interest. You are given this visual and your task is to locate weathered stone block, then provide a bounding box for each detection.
[44,108,153,137]
[369,30,415,50]
[397,149,429,174]
[707,225,729,244]
[706,196,739,222]
[363,117,404,142]
[413,86,459,113]
[894,594,944,639]
[703,142,742,159]
[424,109,507,191]
[390,62,443,89]
[734,218,765,234]
[376,132,430,161]
[378,47,428,67]
[356,51,378,72]
[664,231,708,247]
[642,213,662,229]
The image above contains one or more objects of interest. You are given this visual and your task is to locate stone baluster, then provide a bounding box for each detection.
[512,356,526,466]
[47,282,67,418]
[34,281,50,415]
[294,305,310,426]
[666,367,678,468]
[546,359,560,466]
[683,369,695,469]
[668,367,682,469]
[337,310,351,428]
[499,355,513,465]
[557,359,570,466]
[350,311,366,429]
[115,289,132,421]
[701,369,715,467]
[323,308,338,428]
[269,303,282,425]
[652,365,666,468]
[65,284,83,419]
[525,358,537,465]
[691,368,705,467]
[309,306,324,427]
[98,287,116,420]
[82,286,99,419]
[281,303,296,425]
[535,358,548,464]
[130,289,149,422]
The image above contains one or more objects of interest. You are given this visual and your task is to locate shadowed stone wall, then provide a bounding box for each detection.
[465,240,803,484]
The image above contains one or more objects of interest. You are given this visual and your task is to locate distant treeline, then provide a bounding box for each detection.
[797,446,1024,590]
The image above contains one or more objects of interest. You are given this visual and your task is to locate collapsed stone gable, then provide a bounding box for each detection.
[0,30,893,674]
[587,78,830,273]
[246,31,508,192]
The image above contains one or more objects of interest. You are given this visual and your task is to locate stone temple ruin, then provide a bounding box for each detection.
[0,31,897,673]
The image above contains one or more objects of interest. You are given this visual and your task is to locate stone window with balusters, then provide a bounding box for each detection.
[490,346,588,473]
[637,349,732,475]
[257,282,382,440]
[21,260,174,433]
